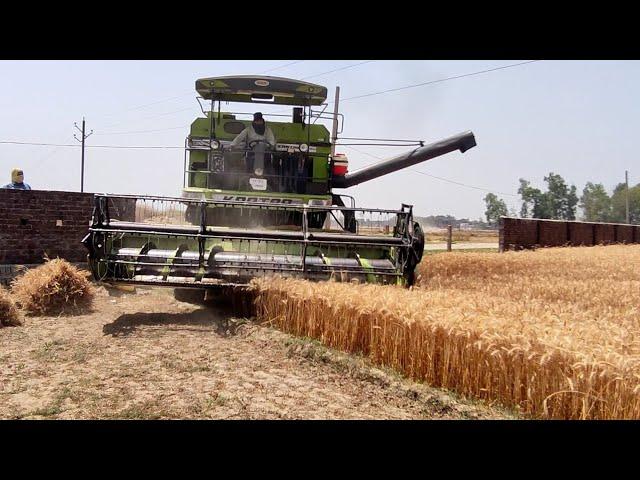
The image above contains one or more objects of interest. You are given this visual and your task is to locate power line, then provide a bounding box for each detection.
[0,141,182,149]
[99,106,196,129]
[260,60,305,74]
[98,92,194,118]
[4,137,518,197]
[31,125,76,163]
[300,61,375,80]
[341,60,541,102]
[410,170,518,197]
[274,61,539,115]
[96,63,304,121]
[94,126,186,136]
[342,145,518,197]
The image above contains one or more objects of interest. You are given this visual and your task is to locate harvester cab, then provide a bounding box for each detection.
[83,75,477,291]
[183,76,337,230]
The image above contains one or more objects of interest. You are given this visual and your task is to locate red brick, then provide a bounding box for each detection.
[595,224,615,244]
[538,221,568,247]
[568,222,594,246]
[616,225,634,244]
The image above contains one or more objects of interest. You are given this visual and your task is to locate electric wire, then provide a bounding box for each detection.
[0,141,182,149]
[340,60,541,102]
[342,145,518,197]
[300,61,374,80]
[259,60,305,74]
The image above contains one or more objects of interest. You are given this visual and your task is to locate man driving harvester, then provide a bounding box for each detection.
[230,112,276,176]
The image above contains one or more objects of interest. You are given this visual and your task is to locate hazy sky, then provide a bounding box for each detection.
[0,60,637,220]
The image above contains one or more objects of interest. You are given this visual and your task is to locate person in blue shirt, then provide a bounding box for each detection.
[2,168,31,190]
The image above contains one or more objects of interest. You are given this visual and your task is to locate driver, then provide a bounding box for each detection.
[230,112,276,176]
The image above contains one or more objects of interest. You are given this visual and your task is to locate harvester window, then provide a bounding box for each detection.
[202,149,317,195]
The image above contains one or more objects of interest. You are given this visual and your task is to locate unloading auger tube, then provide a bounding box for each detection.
[332,131,477,188]
[82,195,426,288]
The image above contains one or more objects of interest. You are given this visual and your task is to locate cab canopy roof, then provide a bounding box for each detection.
[195,75,328,106]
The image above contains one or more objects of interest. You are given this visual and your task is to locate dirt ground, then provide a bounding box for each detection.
[424,228,498,244]
[1,286,514,420]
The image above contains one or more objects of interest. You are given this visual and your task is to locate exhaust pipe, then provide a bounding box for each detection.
[333,131,476,189]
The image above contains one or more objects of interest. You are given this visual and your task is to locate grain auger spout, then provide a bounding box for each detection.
[332,131,477,189]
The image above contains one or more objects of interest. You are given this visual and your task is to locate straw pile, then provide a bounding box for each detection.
[0,287,21,327]
[11,259,94,315]
[250,245,640,419]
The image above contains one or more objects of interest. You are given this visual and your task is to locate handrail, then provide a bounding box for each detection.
[94,192,411,216]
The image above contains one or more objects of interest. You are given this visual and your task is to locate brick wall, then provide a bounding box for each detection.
[500,217,640,251]
[538,220,568,247]
[616,224,634,244]
[0,189,135,264]
[499,217,538,251]
[595,223,615,245]
[568,222,594,246]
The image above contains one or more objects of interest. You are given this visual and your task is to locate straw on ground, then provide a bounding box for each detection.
[11,259,94,316]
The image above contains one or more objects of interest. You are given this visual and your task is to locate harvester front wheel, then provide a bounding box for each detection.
[173,288,207,304]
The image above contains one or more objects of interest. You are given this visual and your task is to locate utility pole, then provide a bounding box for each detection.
[625,170,630,224]
[330,86,340,158]
[74,117,93,193]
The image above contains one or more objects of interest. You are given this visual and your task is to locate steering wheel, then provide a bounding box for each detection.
[248,139,274,151]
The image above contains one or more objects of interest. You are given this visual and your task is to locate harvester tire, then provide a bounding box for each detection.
[412,222,425,263]
[173,288,207,304]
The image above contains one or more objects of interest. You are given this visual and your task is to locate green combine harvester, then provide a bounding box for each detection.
[83,75,476,296]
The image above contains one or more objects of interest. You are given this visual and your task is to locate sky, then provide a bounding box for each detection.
[0,60,637,220]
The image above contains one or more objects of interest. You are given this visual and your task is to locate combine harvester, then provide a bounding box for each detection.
[83,75,476,300]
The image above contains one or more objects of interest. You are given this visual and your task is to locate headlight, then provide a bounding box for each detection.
[299,143,309,153]
[308,199,331,206]
[210,140,221,150]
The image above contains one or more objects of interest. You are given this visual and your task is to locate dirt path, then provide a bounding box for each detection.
[1,286,514,419]
[425,242,499,251]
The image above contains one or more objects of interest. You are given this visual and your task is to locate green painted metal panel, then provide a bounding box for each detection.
[190,115,330,144]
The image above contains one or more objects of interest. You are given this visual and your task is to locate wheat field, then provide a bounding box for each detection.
[250,245,640,419]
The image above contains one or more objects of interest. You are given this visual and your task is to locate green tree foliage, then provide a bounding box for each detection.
[579,182,612,222]
[610,182,640,223]
[544,173,578,220]
[483,193,508,226]
[517,173,578,220]
[518,179,547,218]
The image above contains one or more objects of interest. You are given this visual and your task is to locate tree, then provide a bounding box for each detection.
[544,173,578,220]
[518,179,547,218]
[517,173,578,220]
[579,182,612,222]
[483,193,508,226]
[610,182,640,223]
